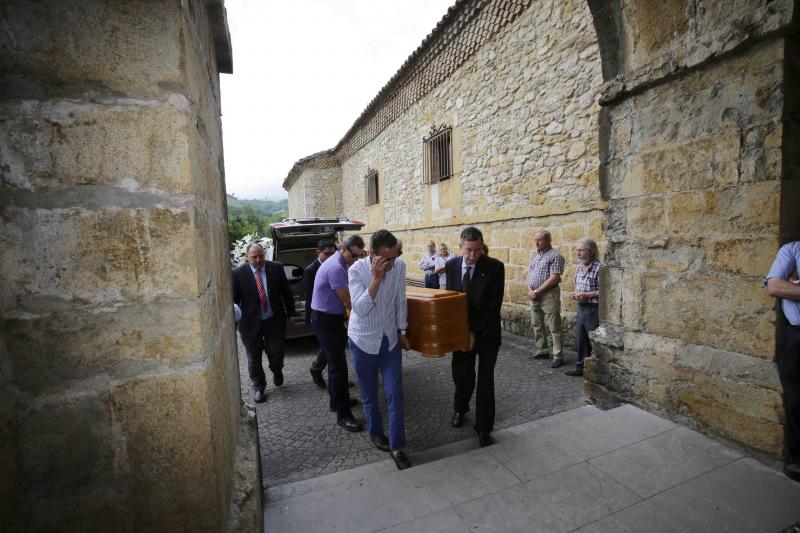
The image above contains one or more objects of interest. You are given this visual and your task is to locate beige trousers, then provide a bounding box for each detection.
[530,287,563,357]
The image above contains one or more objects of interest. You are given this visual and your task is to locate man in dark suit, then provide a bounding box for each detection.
[232,242,295,403]
[446,226,505,447]
[306,238,336,388]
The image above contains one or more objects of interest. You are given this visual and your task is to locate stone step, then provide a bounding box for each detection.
[264,404,800,533]
[265,404,605,505]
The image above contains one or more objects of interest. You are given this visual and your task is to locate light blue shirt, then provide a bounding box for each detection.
[766,241,800,326]
[348,257,408,354]
[249,264,274,320]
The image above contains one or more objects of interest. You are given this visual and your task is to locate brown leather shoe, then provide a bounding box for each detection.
[565,367,584,377]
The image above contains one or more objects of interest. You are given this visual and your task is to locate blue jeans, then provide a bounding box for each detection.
[349,335,406,450]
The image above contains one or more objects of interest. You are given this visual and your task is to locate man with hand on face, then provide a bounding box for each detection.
[311,235,365,433]
[446,227,505,447]
[348,230,412,470]
[306,238,337,388]
[232,242,296,403]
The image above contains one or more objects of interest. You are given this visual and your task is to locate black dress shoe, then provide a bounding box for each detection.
[785,463,800,483]
[390,449,411,470]
[370,433,390,452]
[451,412,465,428]
[310,368,326,389]
[337,413,363,432]
[477,431,494,447]
[532,351,550,359]
[274,370,284,387]
[254,390,267,403]
[329,397,360,412]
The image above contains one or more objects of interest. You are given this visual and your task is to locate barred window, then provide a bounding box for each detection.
[423,124,452,184]
[365,168,379,206]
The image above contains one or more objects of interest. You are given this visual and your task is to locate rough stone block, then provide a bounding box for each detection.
[5,299,206,395]
[18,392,126,531]
[509,247,532,266]
[708,237,779,277]
[626,196,665,240]
[0,0,183,99]
[0,206,198,315]
[642,272,774,357]
[0,100,195,194]
[112,369,221,532]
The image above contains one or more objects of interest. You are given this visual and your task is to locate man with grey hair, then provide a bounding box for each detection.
[232,242,296,403]
[528,230,566,368]
[419,239,439,288]
[446,226,505,447]
[566,238,601,377]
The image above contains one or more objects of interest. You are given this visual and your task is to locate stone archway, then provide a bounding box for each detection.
[585,0,799,459]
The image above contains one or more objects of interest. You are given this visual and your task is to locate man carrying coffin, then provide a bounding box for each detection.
[446,226,505,447]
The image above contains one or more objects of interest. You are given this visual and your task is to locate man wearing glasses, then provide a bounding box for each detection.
[311,234,367,433]
[348,230,412,469]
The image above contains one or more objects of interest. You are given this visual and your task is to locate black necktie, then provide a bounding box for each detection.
[462,266,472,294]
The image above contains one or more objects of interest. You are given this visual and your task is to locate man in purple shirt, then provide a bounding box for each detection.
[766,241,800,482]
[311,234,367,432]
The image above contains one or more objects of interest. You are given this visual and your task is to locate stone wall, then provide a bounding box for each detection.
[286,0,799,461]
[336,0,603,340]
[0,0,253,530]
[586,0,797,458]
[287,166,342,219]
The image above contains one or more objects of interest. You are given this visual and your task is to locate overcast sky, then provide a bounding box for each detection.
[220,0,454,199]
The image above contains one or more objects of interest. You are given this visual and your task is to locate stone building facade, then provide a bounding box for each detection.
[1,1,260,531]
[285,0,799,462]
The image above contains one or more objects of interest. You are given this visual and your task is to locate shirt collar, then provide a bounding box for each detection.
[249,264,262,274]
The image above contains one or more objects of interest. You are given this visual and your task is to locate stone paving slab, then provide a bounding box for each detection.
[237,331,586,487]
[263,404,800,533]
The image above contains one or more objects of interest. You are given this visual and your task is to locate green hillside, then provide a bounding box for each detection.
[226,195,288,246]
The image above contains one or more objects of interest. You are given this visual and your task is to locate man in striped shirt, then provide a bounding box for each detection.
[566,238,601,377]
[348,229,411,470]
[528,230,566,368]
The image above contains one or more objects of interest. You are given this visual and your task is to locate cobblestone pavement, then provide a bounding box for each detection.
[237,331,585,488]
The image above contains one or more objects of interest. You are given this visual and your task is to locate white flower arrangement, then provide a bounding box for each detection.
[230,234,273,267]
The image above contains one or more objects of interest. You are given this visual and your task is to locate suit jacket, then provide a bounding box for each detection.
[232,261,295,338]
[446,254,505,350]
[304,259,322,322]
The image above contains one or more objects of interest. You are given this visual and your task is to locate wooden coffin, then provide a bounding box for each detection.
[405,286,470,357]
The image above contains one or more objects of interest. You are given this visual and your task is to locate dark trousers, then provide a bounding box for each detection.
[311,310,351,415]
[424,273,440,289]
[778,325,800,462]
[575,303,599,368]
[241,317,286,392]
[452,346,498,432]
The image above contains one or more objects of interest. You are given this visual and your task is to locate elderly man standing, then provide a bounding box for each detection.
[433,242,456,288]
[232,243,296,403]
[419,239,439,288]
[348,229,411,469]
[766,241,800,483]
[528,230,566,368]
[565,238,601,377]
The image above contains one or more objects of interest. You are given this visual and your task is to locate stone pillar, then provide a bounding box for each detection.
[0,1,255,530]
[587,0,796,459]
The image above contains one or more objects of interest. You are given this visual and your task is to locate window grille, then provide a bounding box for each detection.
[365,168,379,206]
[423,124,452,184]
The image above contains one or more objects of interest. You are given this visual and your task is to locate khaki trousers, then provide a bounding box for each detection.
[530,287,563,357]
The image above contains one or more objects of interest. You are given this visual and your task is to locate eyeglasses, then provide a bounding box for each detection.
[347,247,367,258]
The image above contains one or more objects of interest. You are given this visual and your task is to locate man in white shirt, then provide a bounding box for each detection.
[418,239,439,288]
[433,242,456,288]
[348,229,411,469]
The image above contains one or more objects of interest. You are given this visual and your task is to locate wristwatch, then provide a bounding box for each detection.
[399,329,407,335]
